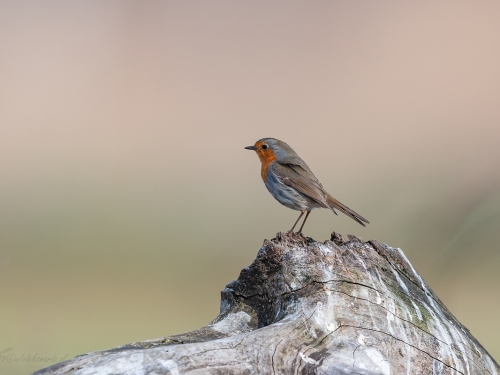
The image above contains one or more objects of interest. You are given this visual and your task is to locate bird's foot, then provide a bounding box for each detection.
[285,230,304,238]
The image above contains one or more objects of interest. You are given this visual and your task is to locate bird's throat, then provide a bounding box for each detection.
[258,150,277,181]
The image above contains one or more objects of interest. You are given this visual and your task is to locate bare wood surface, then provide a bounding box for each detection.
[34,232,499,375]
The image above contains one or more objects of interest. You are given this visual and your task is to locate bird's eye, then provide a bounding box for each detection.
[262,144,268,150]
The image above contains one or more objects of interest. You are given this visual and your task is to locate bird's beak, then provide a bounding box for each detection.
[245,146,256,150]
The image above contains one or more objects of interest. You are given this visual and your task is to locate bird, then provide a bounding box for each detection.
[245,138,369,233]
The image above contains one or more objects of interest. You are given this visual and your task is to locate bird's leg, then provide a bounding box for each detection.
[297,210,311,234]
[288,210,305,233]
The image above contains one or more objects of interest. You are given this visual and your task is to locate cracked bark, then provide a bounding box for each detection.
[34,232,499,375]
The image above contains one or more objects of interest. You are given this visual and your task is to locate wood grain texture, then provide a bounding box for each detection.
[34,232,499,375]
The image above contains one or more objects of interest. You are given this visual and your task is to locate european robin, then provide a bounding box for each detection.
[245,138,369,233]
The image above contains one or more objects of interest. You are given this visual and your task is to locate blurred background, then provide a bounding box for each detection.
[1,1,499,373]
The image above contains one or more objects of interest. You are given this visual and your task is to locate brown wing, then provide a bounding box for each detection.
[271,162,331,209]
[272,161,370,227]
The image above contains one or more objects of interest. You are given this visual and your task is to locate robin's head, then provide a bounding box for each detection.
[245,138,298,163]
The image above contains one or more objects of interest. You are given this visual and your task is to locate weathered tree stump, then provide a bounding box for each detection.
[34,232,499,375]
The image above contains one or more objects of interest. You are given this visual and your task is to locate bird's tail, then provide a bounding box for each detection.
[326,194,370,227]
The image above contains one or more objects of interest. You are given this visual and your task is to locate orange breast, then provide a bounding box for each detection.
[257,148,277,182]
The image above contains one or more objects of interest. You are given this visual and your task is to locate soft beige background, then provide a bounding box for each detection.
[1,1,499,374]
